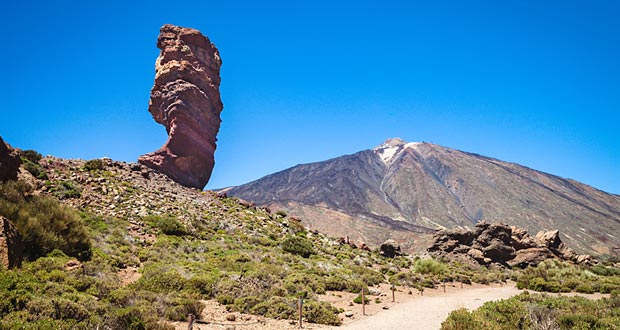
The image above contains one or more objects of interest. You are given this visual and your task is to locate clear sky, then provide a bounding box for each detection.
[2,1,619,194]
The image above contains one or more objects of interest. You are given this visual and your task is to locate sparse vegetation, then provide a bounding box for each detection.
[516,259,620,294]
[441,291,620,330]
[2,156,619,329]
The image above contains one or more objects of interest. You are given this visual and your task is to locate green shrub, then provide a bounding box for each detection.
[21,149,42,163]
[351,266,384,286]
[353,293,370,304]
[575,283,594,294]
[83,159,106,171]
[109,307,146,330]
[557,314,600,329]
[0,181,91,260]
[49,181,82,199]
[441,308,480,330]
[414,258,447,275]
[281,236,315,258]
[132,264,186,293]
[23,160,47,179]
[250,296,296,320]
[303,300,341,325]
[188,273,218,297]
[163,296,204,321]
[157,218,188,236]
[476,299,530,329]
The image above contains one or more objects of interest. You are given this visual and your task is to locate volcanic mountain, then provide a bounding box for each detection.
[226,138,620,255]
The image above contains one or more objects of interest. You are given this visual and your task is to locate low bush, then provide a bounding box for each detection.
[83,159,106,171]
[21,149,43,163]
[442,292,620,330]
[281,235,315,258]
[414,258,447,275]
[303,300,341,326]
[353,293,370,305]
[0,181,91,260]
[142,215,188,236]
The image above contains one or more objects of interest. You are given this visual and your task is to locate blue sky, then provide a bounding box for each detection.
[2,1,619,194]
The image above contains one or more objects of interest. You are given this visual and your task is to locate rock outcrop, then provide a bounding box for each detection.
[139,24,223,189]
[380,239,402,258]
[0,137,21,182]
[0,216,23,269]
[428,222,590,268]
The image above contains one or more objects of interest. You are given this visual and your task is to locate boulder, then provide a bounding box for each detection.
[482,239,516,263]
[139,24,223,189]
[535,230,562,249]
[507,247,553,268]
[0,216,23,269]
[380,239,401,258]
[510,226,538,250]
[0,137,21,182]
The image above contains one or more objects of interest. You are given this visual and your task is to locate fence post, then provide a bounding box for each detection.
[298,297,303,329]
[443,279,446,293]
[391,283,395,302]
[362,287,366,316]
[187,314,194,330]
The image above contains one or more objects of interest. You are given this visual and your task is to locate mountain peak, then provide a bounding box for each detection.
[373,138,422,164]
[376,137,407,149]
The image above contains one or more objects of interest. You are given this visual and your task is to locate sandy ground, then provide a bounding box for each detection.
[174,282,608,330]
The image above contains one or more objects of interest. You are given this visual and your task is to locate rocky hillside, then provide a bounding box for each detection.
[226,138,620,256]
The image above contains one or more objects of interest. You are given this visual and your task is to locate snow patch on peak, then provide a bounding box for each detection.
[404,142,423,150]
[377,146,400,163]
[373,139,424,165]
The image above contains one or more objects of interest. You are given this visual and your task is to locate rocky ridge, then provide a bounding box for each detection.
[139,24,223,189]
[428,222,591,268]
[0,137,21,182]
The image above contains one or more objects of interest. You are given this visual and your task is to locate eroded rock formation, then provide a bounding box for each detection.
[139,24,223,189]
[428,222,590,268]
[0,216,23,269]
[380,239,402,258]
[0,137,21,182]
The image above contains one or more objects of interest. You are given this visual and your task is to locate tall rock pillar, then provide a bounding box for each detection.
[139,24,223,189]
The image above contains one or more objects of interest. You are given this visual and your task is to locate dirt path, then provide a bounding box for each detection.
[331,285,522,330]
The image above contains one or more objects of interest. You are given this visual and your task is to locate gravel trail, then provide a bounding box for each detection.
[332,285,522,330]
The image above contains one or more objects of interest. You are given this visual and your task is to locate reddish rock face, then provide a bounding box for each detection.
[0,137,21,182]
[139,24,223,189]
[0,216,23,269]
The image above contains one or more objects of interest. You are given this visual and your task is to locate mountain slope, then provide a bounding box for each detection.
[226,138,620,255]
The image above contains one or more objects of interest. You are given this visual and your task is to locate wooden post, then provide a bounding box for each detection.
[391,284,395,302]
[187,314,194,330]
[443,279,446,293]
[298,297,303,329]
[361,288,366,316]
[460,281,463,289]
